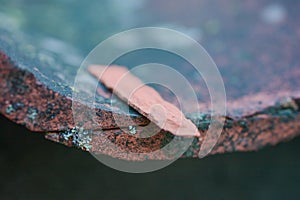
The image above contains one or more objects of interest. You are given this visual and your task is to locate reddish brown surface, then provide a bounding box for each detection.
[45,105,300,160]
[0,51,150,132]
[1,47,300,160]
[88,65,200,137]
[1,0,300,160]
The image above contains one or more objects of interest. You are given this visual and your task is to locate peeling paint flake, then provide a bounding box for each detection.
[88,65,200,137]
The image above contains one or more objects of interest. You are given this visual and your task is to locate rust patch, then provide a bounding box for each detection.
[0,51,150,132]
[45,106,300,161]
[1,0,300,160]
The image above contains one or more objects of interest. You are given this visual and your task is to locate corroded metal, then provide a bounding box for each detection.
[1,0,300,160]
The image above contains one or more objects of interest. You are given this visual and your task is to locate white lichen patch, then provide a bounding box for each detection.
[5,104,15,114]
[60,127,92,151]
[27,108,38,120]
[128,125,137,135]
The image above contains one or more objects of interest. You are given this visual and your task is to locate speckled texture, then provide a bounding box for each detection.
[45,101,300,161]
[0,50,150,132]
[1,0,300,160]
[1,43,300,160]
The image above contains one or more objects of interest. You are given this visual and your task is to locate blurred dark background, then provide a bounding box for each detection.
[1,114,300,199]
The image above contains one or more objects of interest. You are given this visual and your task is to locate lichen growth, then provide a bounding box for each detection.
[5,104,15,114]
[27,107,38,120]
[59,127,92,151]
[128,125,137,135]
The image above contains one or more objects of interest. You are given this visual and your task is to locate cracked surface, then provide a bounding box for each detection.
[1,0,300,160]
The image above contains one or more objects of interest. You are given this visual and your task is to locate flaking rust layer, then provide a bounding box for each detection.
[1,49,300,160]
[1,0,300,160]
[88,65,200,137]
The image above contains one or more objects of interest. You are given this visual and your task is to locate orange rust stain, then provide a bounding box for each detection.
[88,65,200,137]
